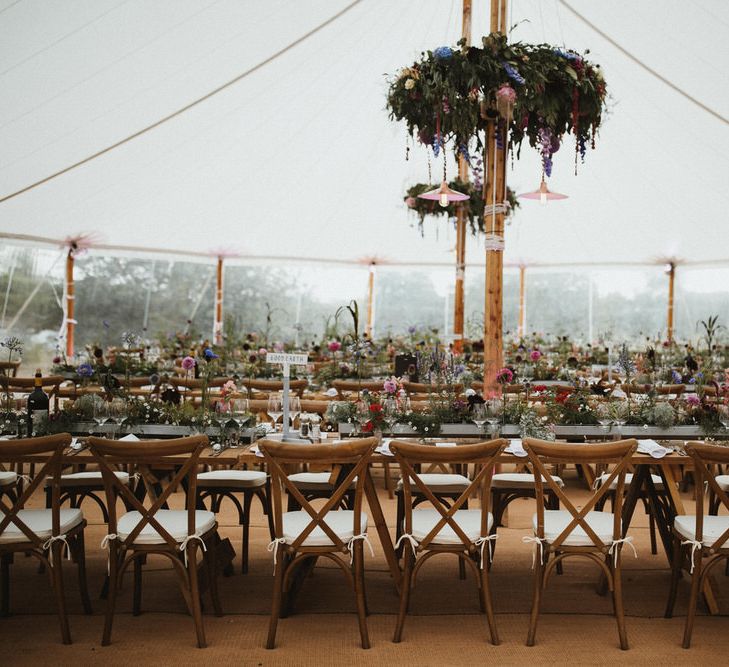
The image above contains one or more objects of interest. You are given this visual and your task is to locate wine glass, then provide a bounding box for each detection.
[472,403,487,434]
[289,396,301,432]
[267,394,282,433]
[108,397,127,439]
[598,418,613,433]
[383,396,398,434]
[93,399,109,436]
[231,397,249,448]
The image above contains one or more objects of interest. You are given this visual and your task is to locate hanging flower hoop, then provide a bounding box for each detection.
[387,33,608,176]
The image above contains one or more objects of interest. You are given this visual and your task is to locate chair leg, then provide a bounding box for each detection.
[393,549,414,643]
[267,552,288,649]
[478,563,500,645]
[205,536,223,617]
[260,482,276,541]
[186,544,207,648]
[526,550,545,646]
[50,544,72,645]
[352,542,370,649]
[132,556,143,616]
[683,555,703,649]
[394,492,404,559]
[611,561,629,650]
[241,491,254,574]
[102,549,120,646]
[0,553,10,616]
[665,536,682,618]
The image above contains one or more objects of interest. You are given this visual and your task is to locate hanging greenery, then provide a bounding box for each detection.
[404,181,520,236]
[387,33,608,176]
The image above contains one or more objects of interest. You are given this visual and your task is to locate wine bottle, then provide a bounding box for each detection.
[27,369,49,436]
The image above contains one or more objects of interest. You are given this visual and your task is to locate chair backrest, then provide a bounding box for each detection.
[0,360,20,377]
[0,374,63,396]
[389,439,507,551]
[242,378,308,397]
[331,379,386,397]
[402,381,464,396]
[259,437,377,552]
[87,435,207,551]
[0,433,71,548]
[685,441,729,549]
[523,438,637,550]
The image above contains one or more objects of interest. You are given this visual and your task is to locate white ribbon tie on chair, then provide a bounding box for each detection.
[522,535,546,568]
[347,533,375,565]
[474,534,498,569]
[100,533,119,574]
[395,533,419,557]
[608,536,638,565]
[681,539,702,573]
[42,534,71,562]
[179,533,207,566]
[267,537,287,572]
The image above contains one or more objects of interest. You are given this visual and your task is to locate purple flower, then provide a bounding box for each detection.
[671,370,682,383]
[203,348,219,360]
[181,356,196,370]
[407,326,417,334]
[383,378,398,394]
[433,46,453,61]
[686,394,700,407]
[76,363,94,378]
[501,61,525,85]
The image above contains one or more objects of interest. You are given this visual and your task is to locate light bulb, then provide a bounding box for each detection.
[439,193,449,207]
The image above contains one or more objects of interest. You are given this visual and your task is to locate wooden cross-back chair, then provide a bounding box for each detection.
[665,442,729,648]
[258,437,377,650]
[87,435,221,648]
[241,378,308,397]
[402,381,464,396]
[523,438,638,651]
[0,374,64,411]
[330,379,387,398]
[0,434,91,644]
[0,360,20,377]
[389,439,507,645]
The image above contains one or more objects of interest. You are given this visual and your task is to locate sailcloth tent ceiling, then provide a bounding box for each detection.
[0,0,727,268]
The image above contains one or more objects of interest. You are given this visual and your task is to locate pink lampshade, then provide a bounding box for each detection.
[518,178,568,204]
[418,180,470,208]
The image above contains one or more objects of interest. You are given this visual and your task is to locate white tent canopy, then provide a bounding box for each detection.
[1,0,728,268]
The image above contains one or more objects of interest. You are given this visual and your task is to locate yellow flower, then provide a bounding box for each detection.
[404,78,415,90]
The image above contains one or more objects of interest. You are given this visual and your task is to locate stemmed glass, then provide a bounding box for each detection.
[472,403,487,434]
[288,396,301,433]
[719,405,729,432]
[383,396,398,435]
[485,399,503,436]
[267,394,283,433]
[108,397,127,439]
[230,397,249,448]
[93,399,109,436]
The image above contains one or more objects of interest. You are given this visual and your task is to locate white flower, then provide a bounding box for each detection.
[404,78,415,90]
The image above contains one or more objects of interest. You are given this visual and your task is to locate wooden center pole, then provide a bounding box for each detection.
[483,0,508,392]
[65,249,75,359]
[366,263,375,339]
[518,265,526,339]
[213,256,224,344]
[667,262,676,343]
[452,0,472,354]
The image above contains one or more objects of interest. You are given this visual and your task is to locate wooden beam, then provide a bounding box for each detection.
[366,263,375,338]
[452,0,472,354]
[518,265,526,339]
[213,256,224,344]
[667,262,676,343]
[65,250,75,359]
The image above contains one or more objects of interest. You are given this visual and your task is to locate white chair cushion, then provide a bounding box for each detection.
[411,508,492,545]
[715,475,729,492]
[282,510,367,546]
[197,469,266,488]
[0,508,83,543]
[397,473,471,493]
[597,472,663,490]
[492,473,564,488]
[674,515,729,548]
[0,471,17,486]
[534,509,616,546]
[287,472,356,490]
[44,471,130,487]
[117,510,216,545]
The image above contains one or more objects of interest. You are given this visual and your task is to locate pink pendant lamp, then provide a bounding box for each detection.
[518,176,568,205]
[419,151,470,207]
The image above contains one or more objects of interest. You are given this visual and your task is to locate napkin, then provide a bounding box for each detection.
[435,441,457,448]
[637,439,669,458]
[250,444,264,458]
[375,438,394,456]
[119,433,140,442]
[504,438,528,457]
[324,388,339,397]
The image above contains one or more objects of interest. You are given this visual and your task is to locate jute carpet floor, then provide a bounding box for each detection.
[3,466,728,665]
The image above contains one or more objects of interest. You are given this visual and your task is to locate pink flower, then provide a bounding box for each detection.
[383,377,398,394]
[530,350,542,362]
[496,367,514,384]
[181,356,196,370]
[685,394,700,407]
[274,341,284,352]
[258,347,267,356]
[496,83,517,103]
[221,380,237,397]
[405,196,417,209]
[328,340,342,352]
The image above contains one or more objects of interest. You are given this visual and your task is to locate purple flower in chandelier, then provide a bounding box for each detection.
[433,46,453,61]
[76,363,94,378]
[553,48,582,63]
[501,61,525,85]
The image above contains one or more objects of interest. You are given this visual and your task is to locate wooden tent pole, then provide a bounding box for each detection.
[452,0,472,354]
[65,248,75,359]
[213,256,224,344]
[518,265,526,339]
[483,0,508,391]
[366,262,375,338]
[667,262,676,343]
